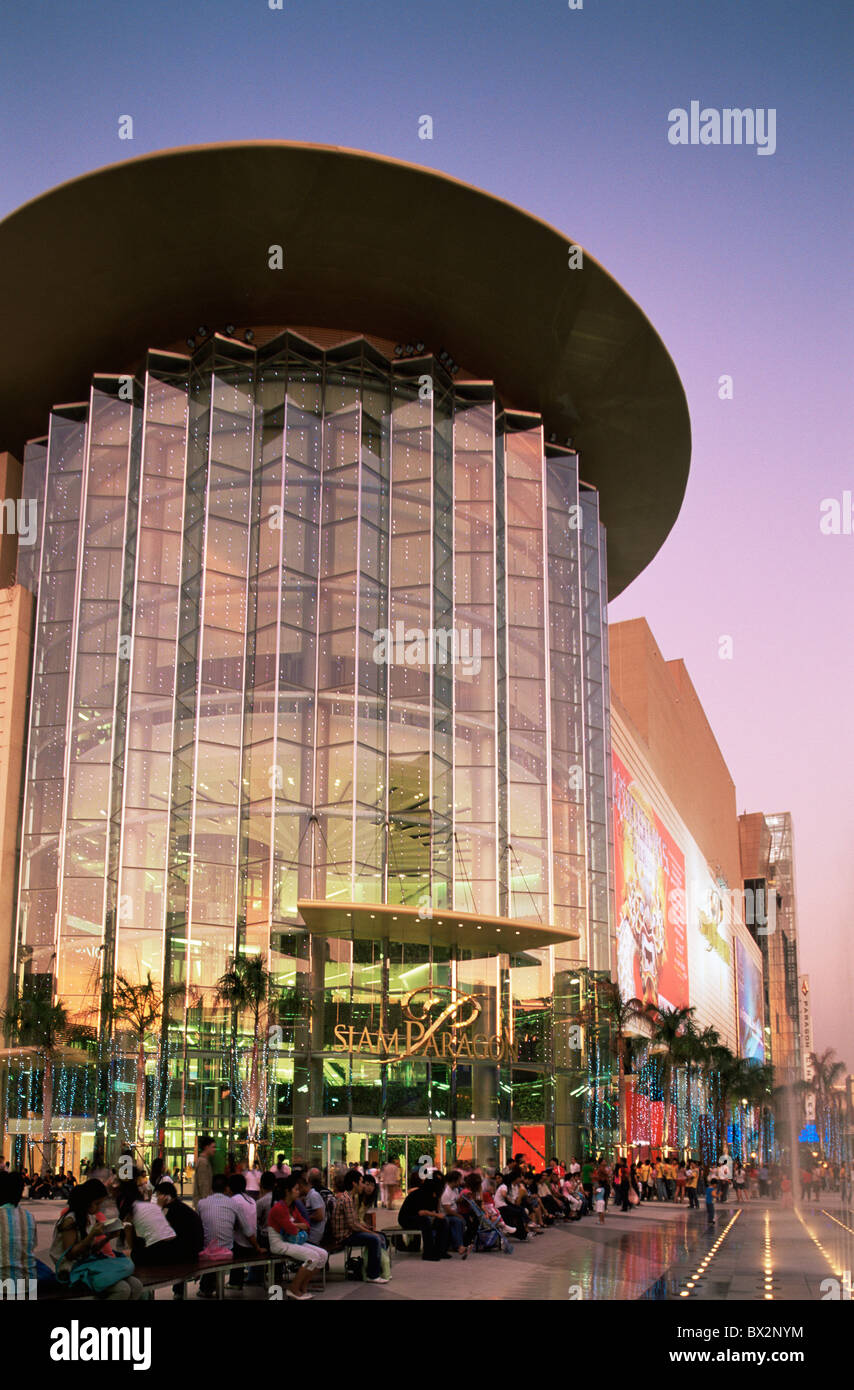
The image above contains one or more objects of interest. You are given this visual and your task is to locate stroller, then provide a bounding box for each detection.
[460,1193,514,1254]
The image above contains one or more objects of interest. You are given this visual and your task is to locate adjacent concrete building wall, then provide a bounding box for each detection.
[610,617,742,893]
[609,618,765,1055]
[739,809,802,1082]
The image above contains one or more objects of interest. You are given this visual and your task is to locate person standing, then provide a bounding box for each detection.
[596,1159,612,1211]
[192,1135,215,1210]
[704,1172,716,1226]
[675,1162,687,1203]
[244,1160,262,1198]
[655,1160,668,1202]
[379,1155,400,1209]
[594,1180,606,1225]
[580,1156,594,1209]
[638,1158,650,1200]
[685,1161,699,1209]
[663,1156,676,1201]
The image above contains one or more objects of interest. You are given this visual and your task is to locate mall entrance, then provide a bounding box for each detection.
[311,1121,511,1185]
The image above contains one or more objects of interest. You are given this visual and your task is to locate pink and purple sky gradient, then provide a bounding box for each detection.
[1,0,850,1061]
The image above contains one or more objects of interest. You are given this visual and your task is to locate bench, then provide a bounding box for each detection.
[38,1252,318,1301]
[382,1226,423,1253]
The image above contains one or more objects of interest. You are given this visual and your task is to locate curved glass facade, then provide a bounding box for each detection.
[11,331,615,1170]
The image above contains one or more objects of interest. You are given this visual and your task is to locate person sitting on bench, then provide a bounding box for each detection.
[398,1173,452,1262]
[267,1175,329,1301]
[197,1173,263,1297]
[117,1173,182,1266]
[328,1174,389,1282]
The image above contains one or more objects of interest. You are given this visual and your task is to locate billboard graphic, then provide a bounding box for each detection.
[613,752,689,1011]
[735,936,765,1061]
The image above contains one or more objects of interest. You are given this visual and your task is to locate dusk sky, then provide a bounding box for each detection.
[1,0,850,1060]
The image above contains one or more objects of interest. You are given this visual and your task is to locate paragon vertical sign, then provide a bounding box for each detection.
[799,975,813,1082]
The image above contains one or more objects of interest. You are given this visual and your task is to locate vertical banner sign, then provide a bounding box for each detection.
[613,752,689,1011]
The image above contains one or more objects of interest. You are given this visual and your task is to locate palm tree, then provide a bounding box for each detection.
[112,971,171,1155]
[215,953,281,1167]
[738,1060,773,1160]
[809,1048,847,1159]
[720,1054,764,1157]
[589,981,656,1150]
[768,1076,811,1159]
[703,1043,741,1156]
[0,978,95,1173]
[648,1005,695,1151]
[680,1022,719,1155]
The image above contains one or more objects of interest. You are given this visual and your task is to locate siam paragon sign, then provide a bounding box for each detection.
[332,987,519,1062]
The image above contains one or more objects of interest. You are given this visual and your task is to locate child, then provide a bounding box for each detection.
[704,1177,716,1226]
[595,1182,606,1225]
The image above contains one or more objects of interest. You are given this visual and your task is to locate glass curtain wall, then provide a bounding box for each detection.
[11,333,614,1165]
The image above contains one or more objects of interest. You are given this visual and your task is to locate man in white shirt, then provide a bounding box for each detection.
[437,1170,470,1254]
[197,1174,262,1297]
[227,1172,259,1288]
[493,1175,528,1241]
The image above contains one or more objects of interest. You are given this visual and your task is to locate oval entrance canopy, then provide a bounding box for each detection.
[296,900,578,954]
[0,141,690,595]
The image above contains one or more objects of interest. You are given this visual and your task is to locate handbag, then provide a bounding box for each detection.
[68,1253,136,1294]
[628,1186,640,1206]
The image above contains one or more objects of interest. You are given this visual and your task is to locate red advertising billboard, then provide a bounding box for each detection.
[613,752,689,1011]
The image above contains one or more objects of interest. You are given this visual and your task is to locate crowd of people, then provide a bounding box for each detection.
[0,1146,849,1302]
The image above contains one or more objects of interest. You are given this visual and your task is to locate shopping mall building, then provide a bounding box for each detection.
[0,143,691,1174]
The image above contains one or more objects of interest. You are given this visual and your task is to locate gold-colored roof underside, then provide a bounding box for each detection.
[296,899,578,953]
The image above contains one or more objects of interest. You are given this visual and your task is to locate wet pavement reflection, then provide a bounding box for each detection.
[514,1200,850,1301]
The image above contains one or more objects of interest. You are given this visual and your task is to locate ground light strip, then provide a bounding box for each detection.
[797,1209,845,1281]
[678,1208,741,1297]
[762,1210,774,1300]
[820,1209,854,1239]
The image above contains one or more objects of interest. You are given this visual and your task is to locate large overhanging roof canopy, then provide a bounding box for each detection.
[0,142,690,595]
[297,900,578,954]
